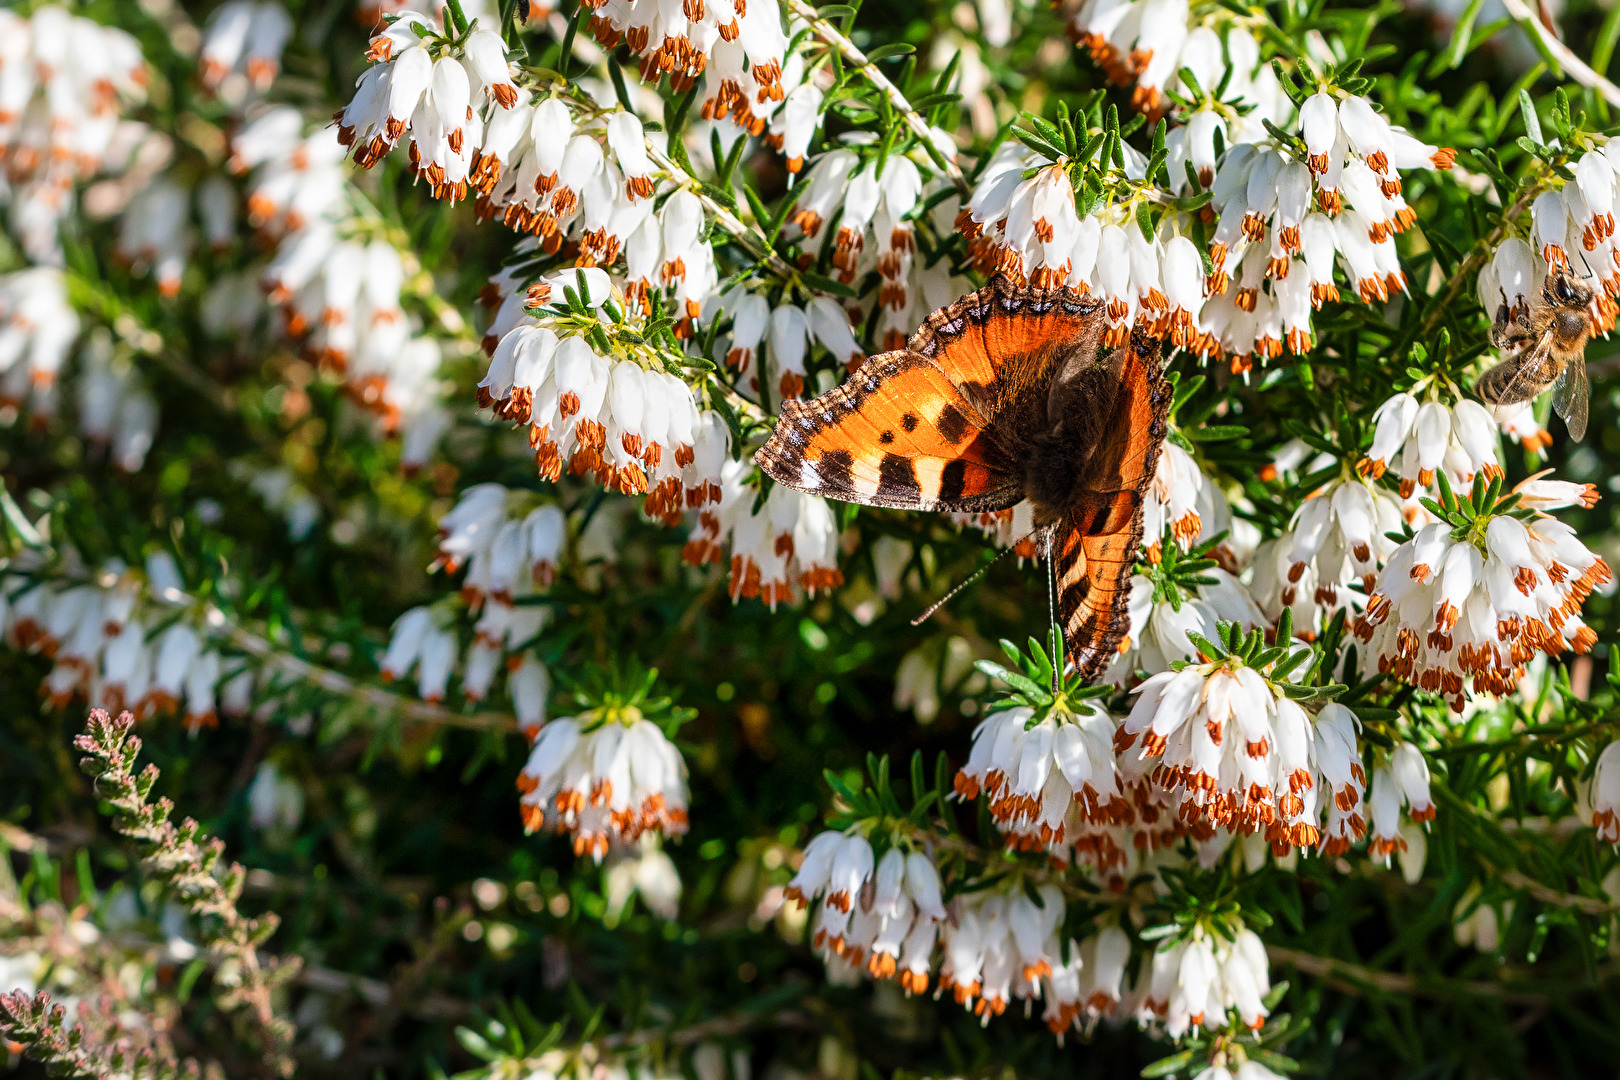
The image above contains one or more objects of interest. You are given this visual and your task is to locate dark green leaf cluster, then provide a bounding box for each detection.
[974,625,1114,711]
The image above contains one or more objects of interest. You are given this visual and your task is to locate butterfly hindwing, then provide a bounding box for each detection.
[758,350,1021,512]
[1054,326,1171,677]
[1055,490,1144,679]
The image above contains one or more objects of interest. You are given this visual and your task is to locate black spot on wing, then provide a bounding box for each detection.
[936,404,970,444]
[938,459,968,505]
[1059,578,1091,606]
[817,449,855,494]
[879,430,894,444]
[877,454,921,501]
[901,413,919,432]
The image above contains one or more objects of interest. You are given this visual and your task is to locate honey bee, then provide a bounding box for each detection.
[1476,270,1593,441]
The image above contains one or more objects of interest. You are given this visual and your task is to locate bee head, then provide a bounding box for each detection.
[1548,272,1595,310]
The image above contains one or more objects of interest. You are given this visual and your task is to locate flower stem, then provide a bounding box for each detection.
[787,0,971,200]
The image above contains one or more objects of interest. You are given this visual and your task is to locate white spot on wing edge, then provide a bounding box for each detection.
[798,459,820,489]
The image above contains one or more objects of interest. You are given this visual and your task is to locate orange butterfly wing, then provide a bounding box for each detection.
[906,273,1102,425]
[1053,326,1171,679]
[759,350,1019,511]
[756,275,1104,512]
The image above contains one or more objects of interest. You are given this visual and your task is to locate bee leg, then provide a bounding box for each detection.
[1490,325,1535,356]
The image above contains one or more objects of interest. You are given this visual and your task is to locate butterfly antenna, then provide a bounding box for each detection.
[1045,528,1059,696]
[910,528,1039,628]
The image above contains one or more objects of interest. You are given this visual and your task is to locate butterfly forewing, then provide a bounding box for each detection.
[907,274,1106,425]
[756,274,1105,514]
[758,349,1021,511]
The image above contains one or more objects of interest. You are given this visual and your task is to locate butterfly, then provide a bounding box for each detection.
[754,273,1171,680]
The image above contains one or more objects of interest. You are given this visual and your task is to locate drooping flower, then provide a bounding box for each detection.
[1493,400,1553,456]
[1590,740,1620,845]
[0,6,147,259]
[583,0,789,116]
[790,834,947,986]
[1452,883,1507,953]
[477,272,716,521]
[3,553,224,726]
[1107,567,1267,683]
[682,459,843,605]
[1042,924,1133,1035]
[955,703,1128,849]
[1138,922,1271,1036]
[1069,4,1285,128]
[1513,147,1620,329]
[1366,741,1435,863]
[517,712,690,859]
[378,606,459,702]
[338,19,519,199]
[199,1,294,93]
[604,835,683,919]
[1356,390,1500,499]
[1142,441,1234,558]
[247,761,305,831]
[1249,476,1404,632]
[936,883,1067,1020]
[0,268,81,413]
[1199,94,1450,368]
[117,175,237,296]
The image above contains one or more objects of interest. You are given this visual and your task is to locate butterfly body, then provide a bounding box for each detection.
[755,274,1170,679]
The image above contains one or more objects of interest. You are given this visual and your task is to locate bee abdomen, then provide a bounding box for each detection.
[1475,360,1539,405]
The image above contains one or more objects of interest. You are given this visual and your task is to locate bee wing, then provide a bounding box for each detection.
[1552,356,1590,441]
[1480,330,1554,409]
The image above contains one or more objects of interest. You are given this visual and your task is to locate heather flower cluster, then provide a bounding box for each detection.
[517,705,690,859]
[1,551,240,730]
[477,269,743,526]
[787,833,946,989]
[374,483,562,720]
[1356,389,1500,499]
[784,144,967,348]
[1250,476,1404,632]
[1065,0,1285,124]
[199,0,294,96]
[682,458,844,605]
[956,74,1453,371]
[0,268,80,416]
[227,105,456,463]
[1508,142,1620,328]
[0,5,146,260]
[1116,652,1369,855]
[1140,921,1272,1037]
[1355,474,1609,710]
